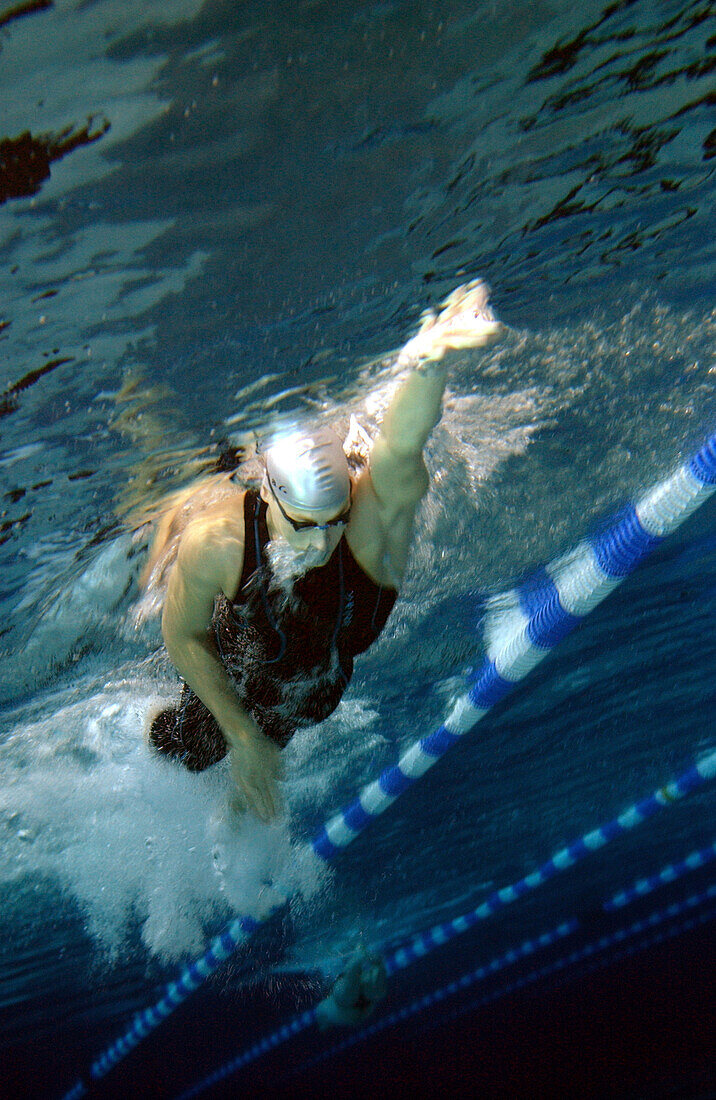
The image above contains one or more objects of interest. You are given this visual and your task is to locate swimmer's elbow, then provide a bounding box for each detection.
[162,614,212,683]
[161,590,208,661]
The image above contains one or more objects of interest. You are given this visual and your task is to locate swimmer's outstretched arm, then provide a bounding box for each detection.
[161,512,282,822]
[349,281,502,587]
[381,278,503,455]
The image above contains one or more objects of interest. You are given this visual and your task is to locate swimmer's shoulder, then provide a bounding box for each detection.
[177,490,247,599]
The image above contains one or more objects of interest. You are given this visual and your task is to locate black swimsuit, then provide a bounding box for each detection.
[149,491,396,771]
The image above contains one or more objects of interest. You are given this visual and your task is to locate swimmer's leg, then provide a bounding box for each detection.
[147,684,228,772]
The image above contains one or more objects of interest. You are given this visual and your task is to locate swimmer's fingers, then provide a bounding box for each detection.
[247,778,281,822]
[438,279,490,316]
[245,778,281,822]
[252,742,283,821]
[409,318,502,363]
[428,281,503,352]
[432,320,503,355]
[242,767,282,822]
[433,310,503,346]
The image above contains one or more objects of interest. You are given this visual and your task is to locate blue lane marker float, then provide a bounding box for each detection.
[176,920,579,1100]
[284,885,716,1085]
[382,770,716,970]
[446,888,716,1038]
[312,430,716,863]
[604,838,716,911]
[174,759,716,1099]
[60,429,716,1100]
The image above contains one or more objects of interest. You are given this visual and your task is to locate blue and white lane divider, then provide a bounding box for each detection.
[604,839,716,911]
[174,754,716,1099]
[382,752,716,974]
[176,921,579,1100]
[86,915,267,1083]
[59,1085,85,1100]
[312,431,716,862]
[451,886,716,1033]
[60,430,716,1100]
[286,884,716,1084]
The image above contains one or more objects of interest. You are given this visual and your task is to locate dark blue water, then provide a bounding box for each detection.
[1,1,714,1097]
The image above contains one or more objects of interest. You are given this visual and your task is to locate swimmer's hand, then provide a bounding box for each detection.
[315,950,388,1029]
[398,278,503,366]
[227,721,283,823]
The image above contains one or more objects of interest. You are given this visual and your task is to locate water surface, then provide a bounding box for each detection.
[1,1,714,1097]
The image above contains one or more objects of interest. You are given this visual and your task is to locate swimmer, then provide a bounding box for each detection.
[147,280,502,821]
[315,948,388,1029]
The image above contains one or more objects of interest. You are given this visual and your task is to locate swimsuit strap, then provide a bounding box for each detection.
[253,493,287,663]
[332,539,350,687]
[331,538,346,650]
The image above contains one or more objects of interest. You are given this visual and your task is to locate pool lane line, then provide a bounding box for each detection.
[282,885,716,1086]
[58,432,716,1100]
[311,432,716,861]
[604,837,716,911]
[174,780,716,1098]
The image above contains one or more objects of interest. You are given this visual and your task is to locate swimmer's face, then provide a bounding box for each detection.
[263,487,349,566]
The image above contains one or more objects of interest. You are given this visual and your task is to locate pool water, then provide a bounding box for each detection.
[0,1,714,1097]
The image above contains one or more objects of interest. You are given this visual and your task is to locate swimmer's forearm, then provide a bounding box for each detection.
[163,631,259,747]
[380,280,502,459]
[379,361,446,459]
[375,313,450,460]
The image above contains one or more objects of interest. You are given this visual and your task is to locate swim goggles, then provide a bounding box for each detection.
[269,482,352,532]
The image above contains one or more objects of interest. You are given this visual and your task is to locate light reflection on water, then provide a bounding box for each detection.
[0,0,714,1092]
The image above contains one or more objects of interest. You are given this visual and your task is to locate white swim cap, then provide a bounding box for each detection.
[263,427,351,515]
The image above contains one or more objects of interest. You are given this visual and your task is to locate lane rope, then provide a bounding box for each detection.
[285,884,716,1085]
[604,838,716,911]
[175,764,716,1098]
[60,430,716,1100]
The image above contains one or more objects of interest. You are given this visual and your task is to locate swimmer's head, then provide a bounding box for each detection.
[262,427,351,517]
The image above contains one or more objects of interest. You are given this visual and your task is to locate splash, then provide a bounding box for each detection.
[0,674,329,964]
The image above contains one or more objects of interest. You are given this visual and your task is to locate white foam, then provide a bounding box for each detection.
[0,676,327,964]
[0,526,384,972]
